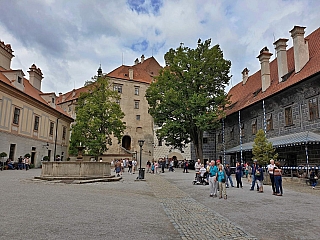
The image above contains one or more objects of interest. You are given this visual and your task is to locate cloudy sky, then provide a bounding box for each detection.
[0,0,320,94]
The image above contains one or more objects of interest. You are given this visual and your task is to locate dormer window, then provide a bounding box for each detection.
[18,76,22,84]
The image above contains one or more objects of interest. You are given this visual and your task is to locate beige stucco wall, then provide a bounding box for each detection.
[0,89,72,167]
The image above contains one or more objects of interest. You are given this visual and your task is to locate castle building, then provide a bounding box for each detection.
[218,25,320,167]
[0,40,73,167]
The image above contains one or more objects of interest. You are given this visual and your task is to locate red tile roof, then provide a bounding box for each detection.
[226,27,320,116]
[57,56,162,104]
[0,71,72,119]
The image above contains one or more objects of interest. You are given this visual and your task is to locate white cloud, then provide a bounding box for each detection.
[0,0,320,94]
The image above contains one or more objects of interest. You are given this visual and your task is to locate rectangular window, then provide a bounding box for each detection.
[158,138,162,146]
[285,107,293,126]
[13,108,20,125]
[134,87,139,95]
[309,97,319,120]
[230,127,234,140]
[62,126,67,140]
[203,137,208,144]
[34,116,39,131]
[52,98,55,104]
[18,76,22,83]
[134,101,139,109]
[240,123,245,137]
[49,122,54,136]
[252,119,257,135]
[113,84,122,93]
[267,114,273,131]
[136,115,140,121]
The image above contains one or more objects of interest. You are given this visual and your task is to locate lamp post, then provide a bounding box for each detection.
[138,140,145,179]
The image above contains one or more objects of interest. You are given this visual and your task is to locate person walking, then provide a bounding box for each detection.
[255,164,264,193]
[146,160,151,173]
[235,162,243,188]
[217,164,227,199]
[209,160,218,197]
[267,159,276,195]
[250,160,259,191]
[274,161,283,196]
[225,164,234,188]
[183,160,189,173]
[25,157,30,171]
[128,159,132,174]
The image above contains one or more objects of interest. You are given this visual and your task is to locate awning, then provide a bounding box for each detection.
[225,131,320,154]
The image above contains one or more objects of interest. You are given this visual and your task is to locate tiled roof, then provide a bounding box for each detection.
[0,71,72,119]
[107,56,162,84]
[57,56,162,104]
[226,27,320,116]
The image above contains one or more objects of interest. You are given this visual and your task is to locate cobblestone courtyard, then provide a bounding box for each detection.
[0,168,319,240]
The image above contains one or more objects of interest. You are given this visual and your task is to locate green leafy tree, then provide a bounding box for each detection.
[252,129,278,166]
[146,39,231,161]
[69,75,126,157]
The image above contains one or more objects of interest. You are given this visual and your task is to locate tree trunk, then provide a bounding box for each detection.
[194,130,204,163]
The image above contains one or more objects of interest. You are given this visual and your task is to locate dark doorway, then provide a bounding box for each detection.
[31,152,36,165]
[122,135,131,150]
[286,154,297,166]
[9,144,16,160]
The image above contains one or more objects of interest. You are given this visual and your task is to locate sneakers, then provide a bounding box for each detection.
[210,194,213,197]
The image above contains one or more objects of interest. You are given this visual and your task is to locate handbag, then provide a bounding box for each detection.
[255,170,261,177]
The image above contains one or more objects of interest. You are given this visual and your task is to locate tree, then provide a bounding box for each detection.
[146,39,231,161]
[252,129,278,166]
[69,75,126,157]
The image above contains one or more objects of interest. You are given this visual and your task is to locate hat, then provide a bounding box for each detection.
[253,159,257,162]
[216,160,220,163]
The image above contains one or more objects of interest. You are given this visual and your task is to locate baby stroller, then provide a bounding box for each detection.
[192,171,208,185]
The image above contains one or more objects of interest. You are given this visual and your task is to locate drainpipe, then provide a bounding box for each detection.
[54,115,61,161]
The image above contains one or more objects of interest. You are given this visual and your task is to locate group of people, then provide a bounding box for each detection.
[192,158,286,199]
[111,159,138,177]
[3,156,30,170]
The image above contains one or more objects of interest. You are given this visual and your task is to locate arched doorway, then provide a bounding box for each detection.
[122,135,131,150]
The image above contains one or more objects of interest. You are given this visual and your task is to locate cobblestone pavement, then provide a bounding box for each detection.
[148,173,256,240]
[1,168,319,240]
[160,169,320,240]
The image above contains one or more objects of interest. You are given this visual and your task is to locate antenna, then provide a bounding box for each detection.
[273,33,277,58]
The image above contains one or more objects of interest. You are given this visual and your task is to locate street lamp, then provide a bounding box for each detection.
[138,140,145,179]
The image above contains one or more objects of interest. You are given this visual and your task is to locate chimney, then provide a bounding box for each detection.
[141,54,145,64]
[290,26,309,73]
[274,38,288,82]
[134,58,139,65]
[257,47,273,92]
[242,68,249,85]
[0,40,14,70]
[28,64,43,91]
[129,68,133,79]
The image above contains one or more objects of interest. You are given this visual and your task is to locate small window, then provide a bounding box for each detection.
[13,108,20,125]
[134,87,139,95]
[34,116,39,131]
[285,107,293,126]
[309,97,319,120]
[49,122,54,136]
[136,115,140,120]
[18,76,22,83]
[240,123,245,137]
[230,127,234,140]
[113,84,122,93]
[62,126,67,140]
[252,119,257,135]
[134,101,139,109]
[203,137,208,144]
[158,137,162,146]
[267,114,273,131]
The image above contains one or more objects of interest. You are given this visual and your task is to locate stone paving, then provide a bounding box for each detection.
[148,173,256,240]
[1,168,320,240]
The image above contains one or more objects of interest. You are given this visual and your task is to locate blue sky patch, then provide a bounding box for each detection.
[127,0,163,15]
[131,39,149,52]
